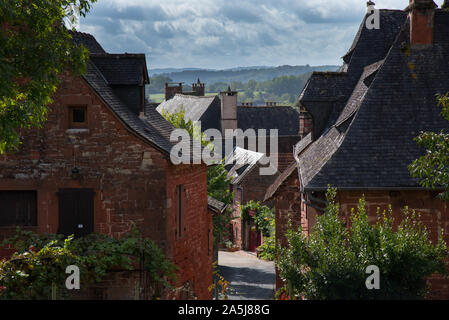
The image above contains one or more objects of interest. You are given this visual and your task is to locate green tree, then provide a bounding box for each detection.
[0,0,97,154]
[147,75,172,94]
[409,94,449,200]
[277,188,448,300]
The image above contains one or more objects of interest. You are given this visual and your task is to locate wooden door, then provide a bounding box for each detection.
[58,189,94,237]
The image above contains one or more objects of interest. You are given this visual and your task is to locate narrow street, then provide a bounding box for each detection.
[218,250,276,300]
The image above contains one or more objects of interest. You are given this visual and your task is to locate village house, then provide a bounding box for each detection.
[265,0,449,298]
[222,147,278,251]
[157,85,301,251]
[157,86,301,172]
[0,31,212,300]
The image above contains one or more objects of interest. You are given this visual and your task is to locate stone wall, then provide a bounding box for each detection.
[0,74,212,300]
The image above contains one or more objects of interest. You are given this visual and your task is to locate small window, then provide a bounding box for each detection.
[69,106,88,129]
[0,191,37,227]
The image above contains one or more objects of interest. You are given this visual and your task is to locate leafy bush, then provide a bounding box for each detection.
[257,224,276,261]
[241,201,274,237]
[0,226,177,300]
[276,188,449,300]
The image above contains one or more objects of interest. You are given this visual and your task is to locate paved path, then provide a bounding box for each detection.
[218,250,275,300]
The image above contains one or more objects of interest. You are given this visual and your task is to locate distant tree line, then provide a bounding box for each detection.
[147,73,312,106]
[206,73,311,106]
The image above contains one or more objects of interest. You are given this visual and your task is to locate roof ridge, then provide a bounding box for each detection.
[90,53,146,59]
[174,94,216,99]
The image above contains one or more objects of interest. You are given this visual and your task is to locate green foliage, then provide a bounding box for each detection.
[409,93,449,201]
[158,65,339,87]
[147,75,173,94]
[161,106,206,146]
[0,226,177,300]
[257,218,276,261]
[206,74,312,106]
[0,0,97,154]
[241,200,274,237]
[277,188,449,300]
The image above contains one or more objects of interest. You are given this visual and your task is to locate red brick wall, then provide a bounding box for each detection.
[0,74,212,300]
[166,164,212,300]
[272,172,303,289]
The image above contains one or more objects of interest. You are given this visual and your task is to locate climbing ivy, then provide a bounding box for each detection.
[0,226,177,300]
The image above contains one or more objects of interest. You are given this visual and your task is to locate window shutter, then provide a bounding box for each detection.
[58,189,94,237]
[0,191,37,227]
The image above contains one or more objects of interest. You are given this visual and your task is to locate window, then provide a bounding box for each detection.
[69,106,88,129]
[176,185,186,239]
[0,191,37,227]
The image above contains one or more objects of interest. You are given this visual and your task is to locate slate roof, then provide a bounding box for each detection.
[298,9,449,191]
[70,31,179,156]
[224,147,266,185]
[83,62,176,154]
[90,53,149,86]
[208,196,228,214]
[156,94,219,124]
[237,106,299,136]
[69,31,106,54]
[298,10,407,139]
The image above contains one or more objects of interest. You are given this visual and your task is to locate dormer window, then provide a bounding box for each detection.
[69,106,88,129]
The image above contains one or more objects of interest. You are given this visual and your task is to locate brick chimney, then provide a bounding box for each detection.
[164,82,183,101]
[220,87,238,134]
[299,105,313,139]
[192,78,205,96]
[407,0,437,46]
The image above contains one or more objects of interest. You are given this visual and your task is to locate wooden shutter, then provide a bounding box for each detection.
[0,191,37,227]
[58,189,94,237]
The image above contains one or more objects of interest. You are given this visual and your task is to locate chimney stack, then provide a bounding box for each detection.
[299,105,313,139]
[220,87,238,135]
[407,0,437,46]
[192,78,205,96]
[164,82,183,101]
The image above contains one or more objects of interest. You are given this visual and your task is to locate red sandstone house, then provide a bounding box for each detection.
[0,32,212,300]
[265,1,449,299]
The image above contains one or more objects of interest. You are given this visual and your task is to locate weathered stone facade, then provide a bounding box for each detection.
[0,73,212,300]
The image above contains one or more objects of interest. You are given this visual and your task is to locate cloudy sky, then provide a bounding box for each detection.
[78,0,445,70]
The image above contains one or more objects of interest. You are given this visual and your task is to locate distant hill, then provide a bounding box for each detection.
[149,65,340,85]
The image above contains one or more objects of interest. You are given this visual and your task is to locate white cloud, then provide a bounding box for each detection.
[78,0,445,69]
